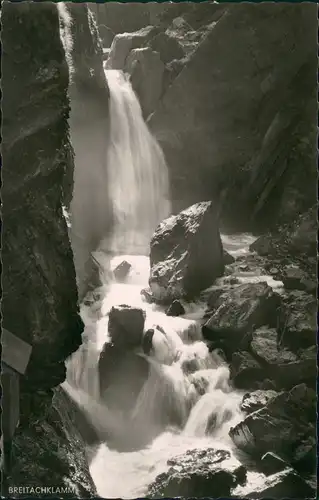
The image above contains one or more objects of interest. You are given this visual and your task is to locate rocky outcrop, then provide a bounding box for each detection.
[59,3,111,299]
[149,201,224,303]
[241,390,279,414]
[229,384,316,467]
[278,290,317,350]
[1,2,94,494]
[148,448,246,498]
[148,3,317,230]
[108,305,146,349]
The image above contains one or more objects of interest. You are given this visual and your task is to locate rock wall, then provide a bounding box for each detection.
[1,2,95,494]
[148,3,317,230]
[59,3,111,298]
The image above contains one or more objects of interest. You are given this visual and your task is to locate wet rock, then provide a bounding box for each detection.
[113,260,132,281]
[60,3,111,299]
[278,290,317,350]
[260,451,289,475]
[241,390,279,414]
[230,351,265,390]
[98,342,149,408]
[142,328,155,355]
[140,287,155,303]
[229,384,316,464]
[108,305,146,349]
[202,283,279,352]
[166,300,185,317]
[223,249,235,265]
[282,264,308,290]
[243,468,315,499]
[148,448,246,498]
[149,201,224,303]
[126,47,165,118]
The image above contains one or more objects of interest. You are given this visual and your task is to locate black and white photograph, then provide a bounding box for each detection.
[1,1,317,498]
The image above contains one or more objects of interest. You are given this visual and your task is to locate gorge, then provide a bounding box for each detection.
[1,2,317,499]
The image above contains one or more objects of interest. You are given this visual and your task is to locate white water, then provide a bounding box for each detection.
[64,242,260,498]
[63,74,283,498]
[102,69,171,255]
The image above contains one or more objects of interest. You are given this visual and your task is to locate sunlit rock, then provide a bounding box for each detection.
[148,448,246,498]
[229,384,316,468]
[149,201,224,303]
[202,282,280,353]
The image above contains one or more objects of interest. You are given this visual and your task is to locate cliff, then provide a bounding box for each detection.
[1,2,95,494]
[59,3,111,299]
[98,2,317,233]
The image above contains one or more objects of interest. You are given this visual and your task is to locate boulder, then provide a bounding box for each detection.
[229,384,316,464]
[126,47,165,118]
[106,26,157,70]
[278,290,317,350]
[98,342,149,408]
[149,4,317,229]
[251,327,298,365]
[148,448,246,498]
[166,300,185,317]
[241,390,279,414]
[202,283,279,352]
[113,260,132,281]
[230,351,265,390]
[242,468,315,499]
[260,452,290,476]
[108,305,146,349]
[149,201,224,303]
[149,31,185,65]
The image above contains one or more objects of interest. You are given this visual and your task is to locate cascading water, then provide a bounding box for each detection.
[101,69,171,255]
[63,72,283,498]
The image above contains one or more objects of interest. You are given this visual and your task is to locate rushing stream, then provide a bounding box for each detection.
[63,70,283,498]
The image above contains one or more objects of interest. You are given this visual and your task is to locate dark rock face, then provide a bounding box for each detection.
[12,388,96,497]
[59,3,112,298]
[1,2,94,495]
[126,46,165,119]
[149,4,317,230]
[149,201,224,303]
[202,283,279,352]
[229,384,316,467]
[108,305,146,349]
[223,249,235,265]
[260,452,289,476]
[148,448,246,498]
[251,327,298,365]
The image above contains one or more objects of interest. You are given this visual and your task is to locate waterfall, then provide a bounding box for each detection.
[63,71,260,498]
[101,69,171,255]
